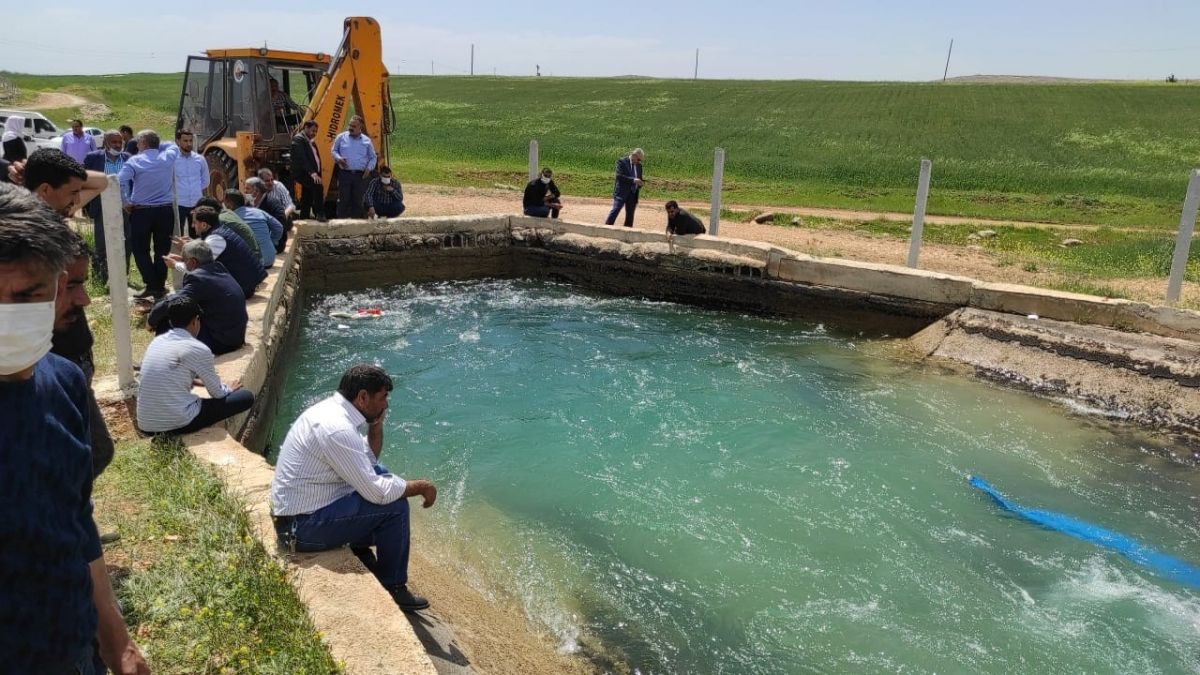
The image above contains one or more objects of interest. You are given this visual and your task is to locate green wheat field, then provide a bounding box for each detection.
[8,73,1200,228]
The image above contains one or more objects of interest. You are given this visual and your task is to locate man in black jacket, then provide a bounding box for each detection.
[170,206,265,299]
[522,167,563,218]
[151,239,247,355]
[665,200,706,238]
[290,120,325,221]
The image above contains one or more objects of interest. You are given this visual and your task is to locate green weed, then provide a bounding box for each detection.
[94,438,340,674]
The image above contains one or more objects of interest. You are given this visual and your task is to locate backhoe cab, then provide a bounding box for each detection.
[175,16,392,216]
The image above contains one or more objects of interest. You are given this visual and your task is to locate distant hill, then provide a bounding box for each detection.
[942,74,1196,85]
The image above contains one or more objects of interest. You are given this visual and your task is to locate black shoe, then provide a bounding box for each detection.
[351,546,377,572]
[132,287,155,299]
[387,584,430,612]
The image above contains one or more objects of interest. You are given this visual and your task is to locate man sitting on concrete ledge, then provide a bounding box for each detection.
[270,364,438,612]
[136,296,253,435]
[223,191,283,269]
[156,239,248,356]
[178,207,265,299]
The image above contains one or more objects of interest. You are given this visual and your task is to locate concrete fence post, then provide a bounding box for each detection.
[1166,169,1200,304]
[528,140,539,182]
[100,175,136,394]
[907,158,933,268]
[710,147,725,237]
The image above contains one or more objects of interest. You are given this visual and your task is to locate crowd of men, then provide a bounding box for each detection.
[0,109,447,670]
[0,106,720,669]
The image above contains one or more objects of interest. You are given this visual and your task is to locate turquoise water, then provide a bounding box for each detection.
[271,279,1200,674]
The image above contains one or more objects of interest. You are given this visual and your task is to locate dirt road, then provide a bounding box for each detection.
[25,91,89,109]
[401,184,1196,307]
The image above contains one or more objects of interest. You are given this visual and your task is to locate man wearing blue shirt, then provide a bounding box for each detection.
[330,115,377,219]
[0,183,149,674]
[168,129,209,233]
[118,130,180,300]
[60,119,96,164]
[223,191,283,268]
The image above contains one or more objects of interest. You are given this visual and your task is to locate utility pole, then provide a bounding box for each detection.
[942,39,954,83]
[470,44,475,76]
[694,48,699,80]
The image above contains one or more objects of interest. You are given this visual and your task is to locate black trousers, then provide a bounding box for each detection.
[129,205,175,292]
[173,390,254,435]
[296,179,324,220]
[336,169,367,219]
[90,211,131,284]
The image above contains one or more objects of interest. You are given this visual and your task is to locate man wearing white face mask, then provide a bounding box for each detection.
[0,183,150,674]
[522,167,562,219]
[83,131,132,284]
[364,165,405,219]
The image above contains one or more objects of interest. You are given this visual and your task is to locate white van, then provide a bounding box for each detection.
[0,109,61,155]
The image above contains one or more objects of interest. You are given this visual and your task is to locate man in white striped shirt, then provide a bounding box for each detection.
[135,296,253,435]
[270,364,438,612]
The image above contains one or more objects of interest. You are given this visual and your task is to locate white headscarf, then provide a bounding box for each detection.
[2,116,24,143]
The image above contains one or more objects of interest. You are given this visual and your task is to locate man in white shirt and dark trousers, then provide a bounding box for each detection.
[135,296,253,435]
[270,364,438,612]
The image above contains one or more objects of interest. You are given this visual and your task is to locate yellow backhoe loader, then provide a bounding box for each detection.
[175,16,391,216]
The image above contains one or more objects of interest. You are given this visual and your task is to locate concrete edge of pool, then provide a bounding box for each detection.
[100,214,1200,674]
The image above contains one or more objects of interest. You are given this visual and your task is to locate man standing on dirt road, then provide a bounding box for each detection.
[604,148,645,228]
[120,125,138,155]
[119,130,180,300]
[331,115,377,219]
[83,131,131,283]
[61,119,95,164]
[290,120,325,221]
[167,129,209,236]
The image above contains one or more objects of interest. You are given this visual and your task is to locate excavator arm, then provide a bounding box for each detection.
[304,16,393,195]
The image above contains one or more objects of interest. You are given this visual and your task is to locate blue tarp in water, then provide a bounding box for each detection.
[969,475,1200,590]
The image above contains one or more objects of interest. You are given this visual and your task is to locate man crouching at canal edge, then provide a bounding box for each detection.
[269,364,438,611]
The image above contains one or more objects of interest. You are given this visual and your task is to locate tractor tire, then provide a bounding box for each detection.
[205,149,238,200]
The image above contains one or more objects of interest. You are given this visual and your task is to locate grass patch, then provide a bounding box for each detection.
[1047,279,1131,299]
[93,437,341,673]
[784,217,1200,282]
[72,221,152,380]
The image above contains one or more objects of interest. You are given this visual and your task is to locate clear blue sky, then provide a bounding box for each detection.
[9,1,1200,80]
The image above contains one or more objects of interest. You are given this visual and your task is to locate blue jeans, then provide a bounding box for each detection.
[604,194,638,227]
[292,465,411,587]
